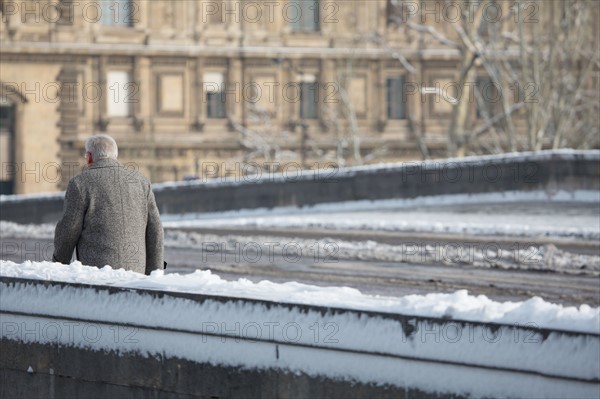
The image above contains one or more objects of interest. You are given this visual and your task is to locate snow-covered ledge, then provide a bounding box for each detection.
[1,261,599,398]
[1,150,598,225]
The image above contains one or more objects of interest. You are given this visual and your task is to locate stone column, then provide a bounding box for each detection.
[377,60,387,132]
[97,55,108,132]
[320,58,336,131]
[133,56,150,134]
[56,65,81,189]
[227,57,243,127]
[191,57,205,131]
[281,58,294,126]
[369,60,379,130]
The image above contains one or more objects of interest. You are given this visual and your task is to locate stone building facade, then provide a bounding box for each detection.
[0,0,530,194]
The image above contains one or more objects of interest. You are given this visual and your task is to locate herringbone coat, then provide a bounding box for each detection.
[53,158,164,275]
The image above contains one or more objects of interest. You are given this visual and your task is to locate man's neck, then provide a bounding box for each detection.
[89,157,117,168]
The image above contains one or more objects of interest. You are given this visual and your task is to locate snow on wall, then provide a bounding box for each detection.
[160,190,600,240]
[1,150,597,202]
[3,189,599,242]
[1,260,598,334]
[4,313,597,399]
[1,260,599,398]
[0,191,64,204]
[151,149,600,191]
[3,218,598,274]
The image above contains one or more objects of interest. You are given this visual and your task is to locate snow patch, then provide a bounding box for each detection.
[1,260,598,334]
[1,260,599,399]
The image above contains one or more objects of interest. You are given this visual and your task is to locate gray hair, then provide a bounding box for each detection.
[85,134,118,160]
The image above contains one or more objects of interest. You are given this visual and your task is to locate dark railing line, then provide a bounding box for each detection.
[2,309,598,384]
[2,276,598,339]
[1,150,598,224]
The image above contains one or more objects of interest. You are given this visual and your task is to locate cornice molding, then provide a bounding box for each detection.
[0,41,486,61]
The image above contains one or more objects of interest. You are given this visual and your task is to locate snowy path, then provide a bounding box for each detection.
[1,261,599,398]
[163,243,600,307]
[162,200,600,240]
[2,236,598,306]
[2,200,598,306]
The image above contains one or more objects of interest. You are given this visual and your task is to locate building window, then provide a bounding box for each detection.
[386,0,401,26]
[386,76,406,119]
[299,75,318,119]
[107,70,133,117]
[478,17,489,38]
[156,74,184,115]
[100,0,134,27]
[0,98,16,195]
[204,72,226,119]
[476,76,499,118]
[349,75,367,118]
[289,0,319,32]
[208,0,225,23]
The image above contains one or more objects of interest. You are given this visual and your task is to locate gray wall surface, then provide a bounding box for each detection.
[0,340,435,399]
[2,277,598,398]
[1,150,598,224]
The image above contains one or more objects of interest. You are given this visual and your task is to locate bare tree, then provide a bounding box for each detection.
[320,57,393,166]
[503,0,600,150]
[334,59,363,164]
[228,102,296,165]
[383,0,599,156]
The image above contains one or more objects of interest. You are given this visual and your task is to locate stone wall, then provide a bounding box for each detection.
[1,150,598,224]
[0,340,429,399]
[1,275,598,398]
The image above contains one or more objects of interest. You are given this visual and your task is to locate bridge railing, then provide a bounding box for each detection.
[1,150,598,224]
[1,275,598,398]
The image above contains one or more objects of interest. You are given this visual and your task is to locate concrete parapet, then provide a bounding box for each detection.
[1,150,598,224]
[1,276,598,398]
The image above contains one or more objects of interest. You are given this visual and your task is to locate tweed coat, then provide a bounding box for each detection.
[53,158,164,275]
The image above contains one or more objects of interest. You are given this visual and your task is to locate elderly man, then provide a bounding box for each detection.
[53,134,164,275]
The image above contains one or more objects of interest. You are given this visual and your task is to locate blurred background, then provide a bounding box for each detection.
[1,0,598,195]
[1,4,599,397]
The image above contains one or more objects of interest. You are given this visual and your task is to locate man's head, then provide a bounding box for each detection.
[85,134,118,165]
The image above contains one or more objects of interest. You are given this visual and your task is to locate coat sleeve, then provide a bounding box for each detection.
[145,186,164,275]
[53,179,86,264]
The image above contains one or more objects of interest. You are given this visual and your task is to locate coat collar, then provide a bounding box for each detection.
[89,157,121,169]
